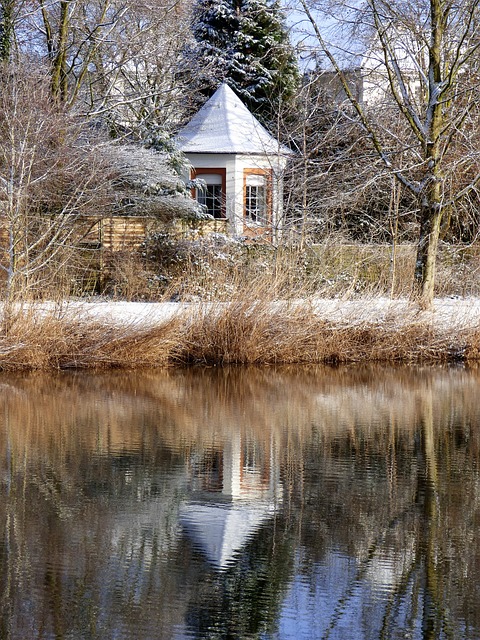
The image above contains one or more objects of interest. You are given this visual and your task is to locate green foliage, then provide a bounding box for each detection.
[188,0,299,126]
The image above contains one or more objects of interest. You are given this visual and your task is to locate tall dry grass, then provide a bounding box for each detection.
[0,305,183,370]
[1,234,480,370]
[0,291,479,371]
[176,297,468,366]
[136,236,480,302]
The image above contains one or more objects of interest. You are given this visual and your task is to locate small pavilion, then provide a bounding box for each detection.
[175,83,290,241]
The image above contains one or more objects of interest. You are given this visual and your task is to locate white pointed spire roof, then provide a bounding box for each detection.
[176,83,288,155]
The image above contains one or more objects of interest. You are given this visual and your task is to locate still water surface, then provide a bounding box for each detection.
[1,365,480,639]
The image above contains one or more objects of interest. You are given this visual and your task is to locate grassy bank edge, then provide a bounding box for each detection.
[0,299,478,371]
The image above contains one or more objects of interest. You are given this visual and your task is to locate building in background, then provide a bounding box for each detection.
[176,83,291,242]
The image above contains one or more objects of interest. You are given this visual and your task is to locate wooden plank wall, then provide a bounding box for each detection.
[102,216,152,250]
[0,215,232,255]
[77,216,156,251]
[0,216,156,252]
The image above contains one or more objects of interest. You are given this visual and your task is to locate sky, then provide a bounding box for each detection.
[283,0,367,70]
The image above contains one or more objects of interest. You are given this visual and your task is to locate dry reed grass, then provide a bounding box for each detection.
[0,294,479,371]
[176,298,466,365]
[137,238,480,302]
[0,305,183,370]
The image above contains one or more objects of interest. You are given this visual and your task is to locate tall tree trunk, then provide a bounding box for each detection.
[0,0,15,62]
[51,1,70,102]
[414,202,443,308]
[39,0,54,60]
[414,0,445,308]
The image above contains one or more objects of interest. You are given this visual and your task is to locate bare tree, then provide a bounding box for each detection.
[22,0,194,135]
[0,66,113,299]
[294,0,480,306]
[32,0,129,103]
[84,0,195,135]
[281,72,419,248]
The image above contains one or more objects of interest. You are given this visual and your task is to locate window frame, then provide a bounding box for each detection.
[190,168,227,219]
[243,168,272,229]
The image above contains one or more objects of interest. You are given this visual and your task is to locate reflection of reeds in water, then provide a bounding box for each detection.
[1,299,480,370]
[2,366,480,464]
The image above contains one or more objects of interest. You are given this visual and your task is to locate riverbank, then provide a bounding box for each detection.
[57,296,480,331]
[1,296,480,370]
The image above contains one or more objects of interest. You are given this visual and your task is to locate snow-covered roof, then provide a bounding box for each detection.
[175,83,289,155]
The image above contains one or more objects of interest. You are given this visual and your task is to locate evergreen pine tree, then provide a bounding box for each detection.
[188,0,298,126]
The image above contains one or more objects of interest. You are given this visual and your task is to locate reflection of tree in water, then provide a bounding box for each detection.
[0,426,190,639]
[285,381,480,639]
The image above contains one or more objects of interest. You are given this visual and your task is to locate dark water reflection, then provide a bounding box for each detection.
[1,366,480,639]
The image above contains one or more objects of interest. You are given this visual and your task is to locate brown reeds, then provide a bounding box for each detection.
[0,306,183,370]
[176,298,465,365]
[0,296,478,371]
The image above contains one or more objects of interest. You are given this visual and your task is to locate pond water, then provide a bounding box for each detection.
[1,365,480,639]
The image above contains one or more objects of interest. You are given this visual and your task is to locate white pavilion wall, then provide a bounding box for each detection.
[184,152,288,238]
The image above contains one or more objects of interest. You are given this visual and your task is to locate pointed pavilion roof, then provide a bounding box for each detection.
[176,83,289,155]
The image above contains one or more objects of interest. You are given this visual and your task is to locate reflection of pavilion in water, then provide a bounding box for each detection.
[180,432,282,569]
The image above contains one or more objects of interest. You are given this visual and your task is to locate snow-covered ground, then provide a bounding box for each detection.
[58,300,189,328]
[47,297,480,332]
